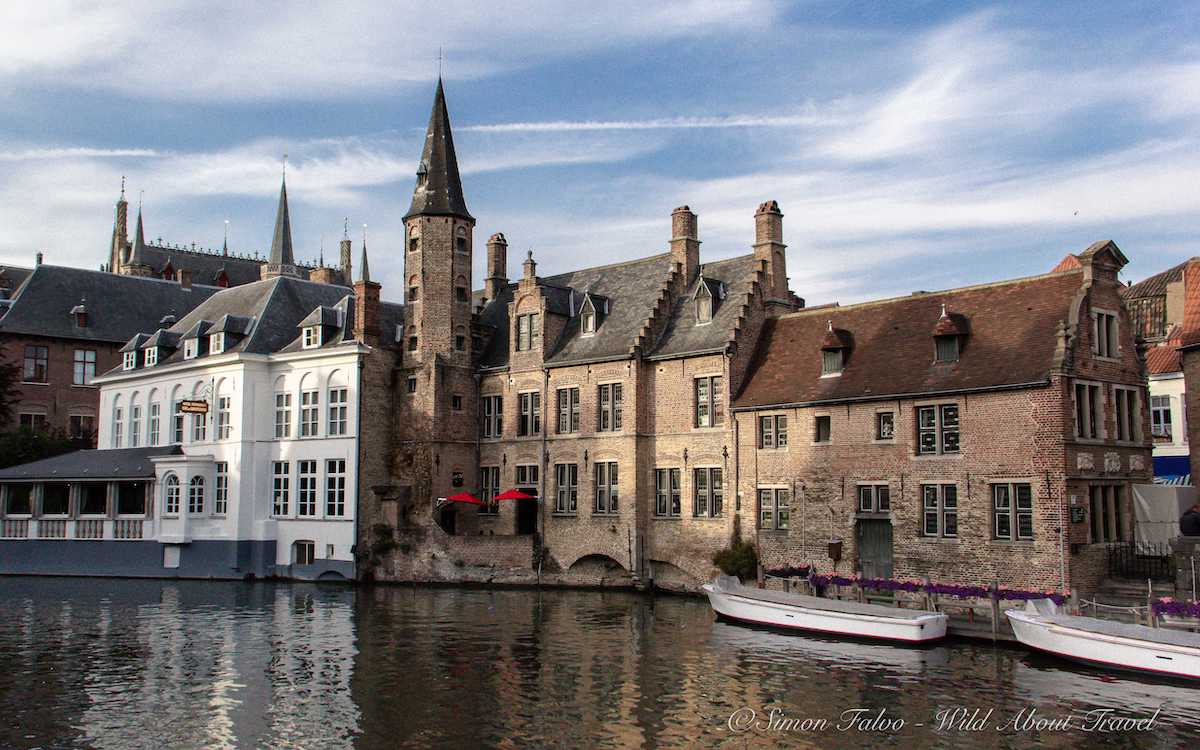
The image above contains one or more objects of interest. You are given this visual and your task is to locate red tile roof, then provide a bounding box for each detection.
[734,269,1084,409]
[1146,345,1181,375]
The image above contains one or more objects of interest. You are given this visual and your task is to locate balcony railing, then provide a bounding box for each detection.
[1,519,29,539]
[114,519,144,540]
[75,520,104,539]
[37,520,67,539]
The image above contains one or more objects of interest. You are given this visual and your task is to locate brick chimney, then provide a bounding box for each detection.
[754,200,790,308]
[178,268,192,290]
[485,232,508,301]
[670,206,700,283]
[310,266,338,285]
[354,243,381,344]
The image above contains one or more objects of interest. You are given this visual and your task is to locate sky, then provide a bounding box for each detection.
[0,1,1197,305]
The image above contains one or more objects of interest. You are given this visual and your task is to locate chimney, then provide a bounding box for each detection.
[354,243,381,344]
[35,251,43,267]
[754,200,789,304]
[670,206,700,282]
[340,237,353,281]
[485,233,508,301]
[310,267,338,285]
[178,268,192,290]
[71,299,88,328]
[522,250,537,281]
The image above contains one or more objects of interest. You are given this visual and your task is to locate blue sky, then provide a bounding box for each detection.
[0,2,1197,304]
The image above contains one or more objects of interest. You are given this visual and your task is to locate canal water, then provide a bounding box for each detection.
[0,579,1196,749]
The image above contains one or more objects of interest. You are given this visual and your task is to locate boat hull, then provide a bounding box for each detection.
[703,583,947,643]
[1006,610,1200,680]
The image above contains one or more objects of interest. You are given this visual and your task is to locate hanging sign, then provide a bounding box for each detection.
[180,400,209,414]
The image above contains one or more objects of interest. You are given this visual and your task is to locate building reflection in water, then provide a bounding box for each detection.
[1,579,1199,749]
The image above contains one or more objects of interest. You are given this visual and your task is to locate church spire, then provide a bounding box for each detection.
[404,78,472,222]
[263,172,297,278]
[130,206,146,265]
[358,224,371,283]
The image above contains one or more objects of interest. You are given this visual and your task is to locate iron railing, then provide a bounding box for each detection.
[1105,541,1174,582]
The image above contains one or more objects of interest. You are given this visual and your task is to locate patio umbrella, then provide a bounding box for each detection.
[445,492,483,505]
[494,488,536,501]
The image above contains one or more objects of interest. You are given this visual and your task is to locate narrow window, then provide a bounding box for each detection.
[407,376,417,394]
[696,295,712,324]
[655,468,681,517]
[556,388,580,433]
[163,475,180,516]
[172,402,184,444]
[757,488,790,530]
[302,326,320,349]
[184,340,198,360]
[876,412,895,440]
[272,461,290,516]
[408,286,419,301]
[814,415,831,444]
[300,390,319,437]
[124,351,137,370]
[325,459,346,517]
[188,476,205,515]
[328,387,349,436]
[297,460,317,516]
[555,463,578,514]
[581,309,596,334]
[693,468,723,518]
[482,395,503,438]
[274,393,292,438]
[112,407,124,448]
[216,396,232,439]
[1151,395,1172,439]
[22,346,48,383]
[922,484,958,538]
[148,403,160,446]
[518,392,541,436]
[455,286,469,303]
[145,348,158,367]
[214,462,228,515]
[598,384,622,431]
[451,394,463,411]
[593,462,618,514]
[693,376,724,427]
[480,466,500,515]
[73,349,96,385]
[191,408,207,442]
[210,332,225,354]
[129,405,141,447]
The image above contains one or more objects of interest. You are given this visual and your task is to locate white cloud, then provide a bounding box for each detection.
[0,147,162,161]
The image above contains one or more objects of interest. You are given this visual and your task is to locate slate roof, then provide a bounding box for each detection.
[0,265,33,298]
[0,446,181,482]
[649,254,758,360]
[405,79,472,221]
[138,243,268,287]
[734,268,1085,409]
[1123,259,1193,299]
[0,265,218,344]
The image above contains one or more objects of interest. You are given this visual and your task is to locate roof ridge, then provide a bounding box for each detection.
[542,251,672,282]
[776,267,1083,319]
[28,263,223,290]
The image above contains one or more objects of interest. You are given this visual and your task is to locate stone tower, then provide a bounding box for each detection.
[397,78,480,523]
[108,185,129,273]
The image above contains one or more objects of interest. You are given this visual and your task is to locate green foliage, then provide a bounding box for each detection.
[712,540,759,582]
[0,344,19,429]
[0,428,77,470]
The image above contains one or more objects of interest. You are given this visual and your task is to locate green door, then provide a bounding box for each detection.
[856,520,893,580]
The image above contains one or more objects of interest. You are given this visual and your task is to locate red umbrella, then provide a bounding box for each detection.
[494,488,536,501]
[445,492,483,505]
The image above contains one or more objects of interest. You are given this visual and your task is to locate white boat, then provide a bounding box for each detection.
[1007,600,1200,680]
[702,576,947,643]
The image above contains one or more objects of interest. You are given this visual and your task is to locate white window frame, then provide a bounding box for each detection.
[129,405,141,448]
[274,393,292,438]
[112,407,124,448]
[216,396,232,440]
[187,476,205,515]
[327,387,348,436]
[1150,395,1173,439]
[214,462,228,515]
[300,390,319,438]
[183,339,198,360]
[325,459,346,517]
[123,351,137,371]
[209,332,225,354]
[302,326,320,349]
[144,348,158,367]
[162,474,180,516]
[272,461,290,516]
[297,460,317,516]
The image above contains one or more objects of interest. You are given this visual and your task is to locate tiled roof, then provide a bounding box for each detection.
[0,446,181,482]
[1146,344,1181,375]
[0,265,217,344]
[734,269,1084,409]
[1123,259,1194,299]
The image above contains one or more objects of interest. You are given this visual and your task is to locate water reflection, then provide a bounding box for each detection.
[0,580,1195,749]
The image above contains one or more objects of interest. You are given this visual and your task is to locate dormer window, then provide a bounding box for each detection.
[145,348,158,367]
[935,336,959,363]
[932,305,968,364]
[183,340,198,360]
[821,349,843,375]
[123,351,137,371]
[820,322,852,376]
[694,279,714,325]
[210,333,225,354]
[581,309,596,334]
[302,326,320,349]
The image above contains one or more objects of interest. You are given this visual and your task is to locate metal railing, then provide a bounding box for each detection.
[1105,541,1174,582]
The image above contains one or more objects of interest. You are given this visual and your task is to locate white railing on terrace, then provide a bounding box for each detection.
[1,519,29,539]
[36,520,67,539]
[114,519,144,540]
[75,519,105,540]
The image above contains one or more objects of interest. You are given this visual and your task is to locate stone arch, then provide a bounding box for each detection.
[298,371,317,393]
[567,553,627,573]
[326,368,349,389]
[273,374,288,393]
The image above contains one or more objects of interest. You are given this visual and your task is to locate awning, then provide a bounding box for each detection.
[494,488,536,501]
[444,492,483,505]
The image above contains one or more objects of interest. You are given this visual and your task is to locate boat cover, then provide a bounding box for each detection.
[712,576,938,621]
[1037,614,1200,650]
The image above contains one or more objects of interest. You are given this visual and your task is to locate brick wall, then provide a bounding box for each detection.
[0,332,118,441]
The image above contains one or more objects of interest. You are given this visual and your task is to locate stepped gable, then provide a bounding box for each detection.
[648,253,758,359]
[735,268,1086,409]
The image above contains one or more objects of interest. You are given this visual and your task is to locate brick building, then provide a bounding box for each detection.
[734,241,1152,593]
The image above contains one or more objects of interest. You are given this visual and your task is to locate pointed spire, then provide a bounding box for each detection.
[223,220,229,256]
[358,224,372,283]
[265,172,297,276]
[130,207,147,266]
[404,78,472,221]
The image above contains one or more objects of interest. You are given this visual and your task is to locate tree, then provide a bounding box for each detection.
[0,341,19,430]
[0,428,77,470]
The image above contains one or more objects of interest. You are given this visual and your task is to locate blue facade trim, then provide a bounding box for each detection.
[0,540,280,580]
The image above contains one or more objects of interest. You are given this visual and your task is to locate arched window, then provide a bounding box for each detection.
[188,476,205,514]
[111,396,124,448]
[408,226,420,253]
[163,474,180,515]
[455,226,468,254]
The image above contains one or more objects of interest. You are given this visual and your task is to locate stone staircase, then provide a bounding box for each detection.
[1084,578,1177,623]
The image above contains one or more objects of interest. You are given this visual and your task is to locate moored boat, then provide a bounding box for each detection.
[1006,600,1200,680]
[702,575,947,643]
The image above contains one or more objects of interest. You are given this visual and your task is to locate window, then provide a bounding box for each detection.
[694,376,724,427]
[300,390,319,437]
[274,393,292,438]
[693,467,723,518]
[758,415,787,448]
[1090,485,1124,543]
[409,236,419,253]
[42,484,69,516]
[456,236,467,253]
[302,326,320,349]
[518,392,540,436]
[917,404,959,454]
[455,286,468,303]
[821,349,843,375]
[408,336,418,352]
[516,464,538,489]
[216,396,232,439]
[857,484,891,513]
[172,402,184,444]
[935,336,959,363]
[1113,386,1140,442]
[758,488,790,530]
[191,408,207,442]
[123,351,137,370]
[73,350,96,385]
[188,476,205,515]
[454,335,466,351]
[22,345,47,382]
[69,414,95,441]
[598,384,622,432]
[328,388,348,435]
[1092,310,1118,358]
[696,294,712,324]
[297,460,317,516]
[992,483,1033,541]
[1151,395,1173,439]
[581,309,596,334]
[145,348,158,367]
[450,394,463,411]
[655,468,681,517]
[4,484,32,515]
[272,461,290,516]
[163,475,180,515]
[922,484,958,538]
[556,388,580,433]
[408,286,419,301]
[480,466,500,515]
[406,376,417,394]
[814,415,831,444]
[325,459,346,517]
[117,481,145,515]
[555,463,578,514]
[517,313,540,351]
[19,412,47,431]
[482,395,503,438]
[1073,383,1101,440]
[294,540,315,566]
[594,462,618,514]
[129,405,141,447]
[210,332,225,354]
[112,407,124,448]
[148,404,160,446]
[184,339,198,359]
[214,462,228,515]
[876,412,895,440]
[79,484,106,515]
